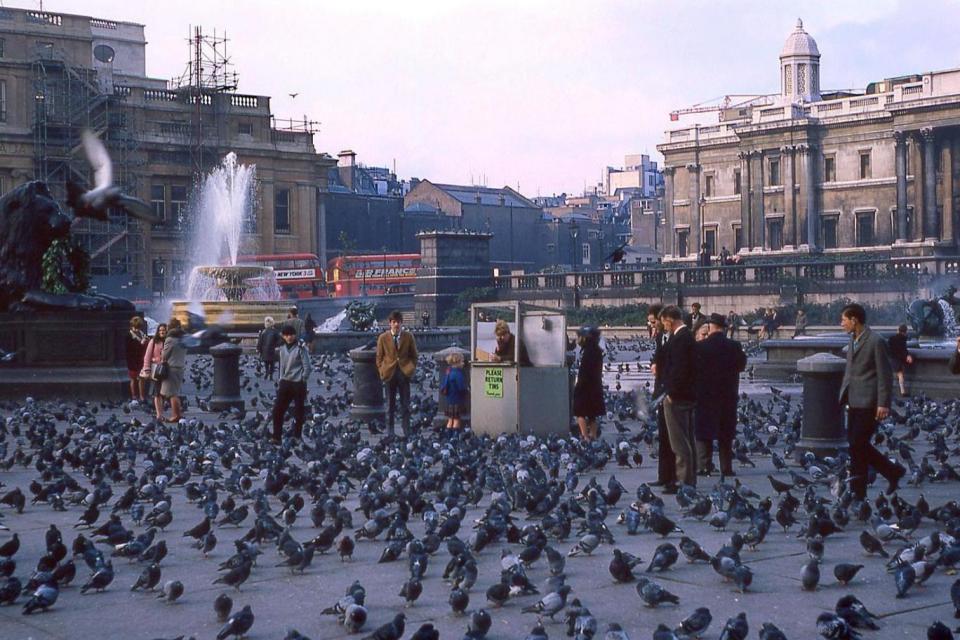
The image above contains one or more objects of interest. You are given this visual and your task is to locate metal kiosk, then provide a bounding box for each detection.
[469,302,570,436]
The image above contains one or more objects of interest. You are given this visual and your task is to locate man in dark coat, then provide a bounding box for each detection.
[647,304,675,488]
[659,305,697,489]
[839,303,904,499]
[694,313,747,476]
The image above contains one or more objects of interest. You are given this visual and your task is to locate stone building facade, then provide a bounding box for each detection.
[0,8,334,298]
[658,19,960,261]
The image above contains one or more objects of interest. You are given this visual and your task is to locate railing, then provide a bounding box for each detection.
[756,266,784,282]
[684,269,709,284]
[580,273,603,289]
[230,94,259,109]
[759,107,784,120]
[26,11,62,26]
[113,85,132,98]
[803,264,833,280]
[544,274,564,289]
[903,84,923,96]
[611,272,634,287]
[718,266,746,283]
[144,89,180,102]
[89,18,119,29]
[849,96,878,109]
[846,262,878,280]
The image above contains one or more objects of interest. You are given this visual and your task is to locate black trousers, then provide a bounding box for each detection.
[847,407,898,498]
[656,406,676,484]
[385,370,411,434]
[264,360,276,379]
[273,380,306,439]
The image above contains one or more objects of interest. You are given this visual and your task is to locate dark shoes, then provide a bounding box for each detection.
[886,465,907,495]
[661,484,679,495]
[720,469,736,477]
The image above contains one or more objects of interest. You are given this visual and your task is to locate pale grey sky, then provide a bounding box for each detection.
[13,0,960,195]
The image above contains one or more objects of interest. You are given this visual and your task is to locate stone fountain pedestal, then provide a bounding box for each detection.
[209,342,244,411]
[349,345,384,423]
[0,310,129,400]
[794,353,848,460]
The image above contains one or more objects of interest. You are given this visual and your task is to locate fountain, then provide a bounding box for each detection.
[171,153,289,333]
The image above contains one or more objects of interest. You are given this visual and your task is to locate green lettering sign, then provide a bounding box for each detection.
[484,367,504,398]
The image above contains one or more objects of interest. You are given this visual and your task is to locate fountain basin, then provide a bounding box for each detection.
[171,300,292,334]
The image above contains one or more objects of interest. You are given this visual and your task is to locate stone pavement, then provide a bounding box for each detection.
[0,350,956,640]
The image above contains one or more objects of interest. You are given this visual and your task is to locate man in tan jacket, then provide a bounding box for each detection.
[376,310,418,435]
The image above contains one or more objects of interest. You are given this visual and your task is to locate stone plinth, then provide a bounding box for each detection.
[795,353,848,460]
[208,342,244,411]
[0,310,130,400]
[433,346,471,428]
[349,345,384,422]
[415,230,493,325]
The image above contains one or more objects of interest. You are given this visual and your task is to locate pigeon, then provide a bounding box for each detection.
[759,622,789,640]
[343,603,368,633]
[833,563,864,585]
[858,531,888,558]
[449,587,470,615]
[339,535,355,561]
[67,130,157,223]
[469,609,492,639]
[363,612,405,640]
[213,560,252,591]
[22,580,59,615]
[217,604,254,639]
[80,560,114,594]
[131,563,161,591]
[927,622,954,640]
[835,594,880,630]
[801,558,820,591]
[214,593,233,621]
[521,584,571,619]
[719,611,748,640]
[816,612,862,639]
[636,577,679,607]
[608,548,638,582]
[647,543,678,572]
[157,580,184,603]
[675,606,712,637]
[409,623,440,640]
[895,562,916,598]
[399,577,422,607]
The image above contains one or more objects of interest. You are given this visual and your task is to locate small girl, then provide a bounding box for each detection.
[440,352,467,429]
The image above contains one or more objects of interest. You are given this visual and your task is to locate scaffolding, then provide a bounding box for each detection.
[31,43,145,286]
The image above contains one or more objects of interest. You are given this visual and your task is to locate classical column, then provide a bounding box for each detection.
[663,166,675,257]
[687,163,701,256]
[750,151,764,249]
[894,130,909,242]
[802,144,819,250]
[739,152,751,250]
[782,145,797,248]
[921,127,939,240]
[942,136,954,243]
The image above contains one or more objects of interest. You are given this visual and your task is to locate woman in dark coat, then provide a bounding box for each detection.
[573,327,605,442]
[257,317,281,379]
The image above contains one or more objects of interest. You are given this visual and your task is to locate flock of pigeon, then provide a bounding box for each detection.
[0,340,958,639]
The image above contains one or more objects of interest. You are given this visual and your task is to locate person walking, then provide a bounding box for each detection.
[126,316,149,402]
[272,325,311,443]
[376,310,418,435]
[257,317,281,380]
[758,308,778,341]
[648,304,676,490]
[659,305,698,490]
[573,326,605,443]
[440,352,467,430]
[839,303,905,499]
[694,313,747,477]
[793,309,808,337]
[141,323,167,421]
[160,318,187,423]
[888,324,912,396]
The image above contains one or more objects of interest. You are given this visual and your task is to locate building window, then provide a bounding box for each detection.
[856,211,875,246]
[703,227,717,257]
[821,216,839,249]
[581,243,591,265]
[890,207,914,242]
[768,219,784,251]
[704,174,715,198]
[732,225,743,253]
[0,79,6,123]
[768,159,781,186]
[238,122,253,136]
[150,184,165,223]
[797,63,807,94]
[859,151,871,180]
[0,39,5,58]
[676,230,689,258]
[824,155,836,183]
[733,169,741,195]
[170,185,187,226]
[274,188,290,234]
[784,64,792,94]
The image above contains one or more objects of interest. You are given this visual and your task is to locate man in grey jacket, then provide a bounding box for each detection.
[272,325,311,443]
[839,303,904,499]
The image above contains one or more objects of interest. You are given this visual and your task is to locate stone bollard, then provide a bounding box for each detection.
[209,342,244,411]
[349,344,384,422]
[795,352,848,461]
[433,345,471,428]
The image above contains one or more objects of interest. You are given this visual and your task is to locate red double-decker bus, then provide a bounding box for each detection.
[239,253,326,299]
[327,253,420,297]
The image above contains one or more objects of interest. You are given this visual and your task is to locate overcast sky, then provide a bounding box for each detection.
[13,0,960,195]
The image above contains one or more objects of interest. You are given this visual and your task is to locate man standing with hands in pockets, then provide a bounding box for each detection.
[272,325,311,444]
[377,310,418,436]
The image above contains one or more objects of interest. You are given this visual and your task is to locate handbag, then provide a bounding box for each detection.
[152,362,169,382]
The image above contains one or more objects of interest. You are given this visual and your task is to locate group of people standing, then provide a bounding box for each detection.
[125,316,186,422]
[650,304,747,492]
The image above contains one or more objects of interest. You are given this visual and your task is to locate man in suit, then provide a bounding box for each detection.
[694,313,747,476]
[839,303,905,499]
[659,305,698,489]
[647,304,675,489]
[376,310,418,435]
[684,302,704,330]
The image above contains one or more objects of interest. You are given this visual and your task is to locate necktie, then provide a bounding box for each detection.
[394,333,400,351]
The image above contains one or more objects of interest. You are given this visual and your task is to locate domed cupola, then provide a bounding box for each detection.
[780,19,821,102]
